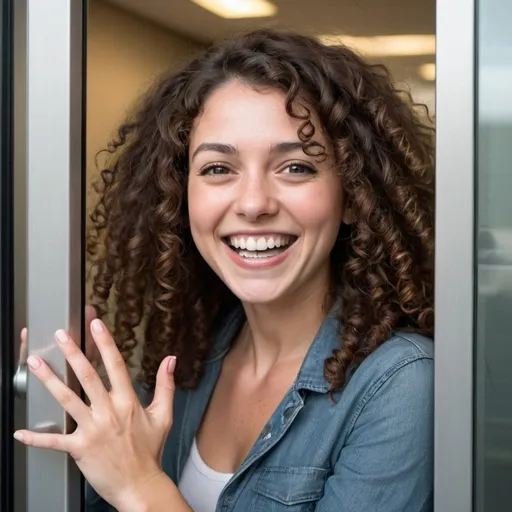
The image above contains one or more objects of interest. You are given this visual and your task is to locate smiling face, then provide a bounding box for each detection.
[187,80,347,305]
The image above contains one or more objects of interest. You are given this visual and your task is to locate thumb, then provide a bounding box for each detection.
[19,327,28,364]
[147,355,176,427]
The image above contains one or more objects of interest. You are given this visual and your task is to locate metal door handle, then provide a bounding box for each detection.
[13,363,27,398]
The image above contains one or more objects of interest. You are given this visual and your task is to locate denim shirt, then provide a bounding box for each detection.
[86,305,434,512]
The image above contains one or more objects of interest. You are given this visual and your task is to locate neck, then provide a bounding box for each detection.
[239,271,333,372]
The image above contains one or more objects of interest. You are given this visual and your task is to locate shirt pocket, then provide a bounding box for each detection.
[251,466,329,512]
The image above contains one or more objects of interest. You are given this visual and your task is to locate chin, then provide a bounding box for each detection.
[225,279,289,306]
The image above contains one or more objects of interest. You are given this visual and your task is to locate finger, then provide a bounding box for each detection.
[84,305,100,364]
[89,319,135,399]
[85,304,97,324]
[147,356,176,426]
[19,328,28,364]
[26,355,91,424]
[13,429,73,453]
[54,330,111,408]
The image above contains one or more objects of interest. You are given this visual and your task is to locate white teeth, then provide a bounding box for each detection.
[246,238,257,251]
[256,237,267,251]
[227,235,294,252]
[238,249,282,259]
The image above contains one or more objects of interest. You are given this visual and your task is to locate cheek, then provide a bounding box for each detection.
[187,181,226,246]
[288,183,343,233]
[188,179,209,231]
[188,197,217,269]
[188,200,210,236]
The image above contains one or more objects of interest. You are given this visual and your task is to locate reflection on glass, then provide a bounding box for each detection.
[475,0,512,509]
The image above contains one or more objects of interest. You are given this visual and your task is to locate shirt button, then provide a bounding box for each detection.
[260,423,272,440]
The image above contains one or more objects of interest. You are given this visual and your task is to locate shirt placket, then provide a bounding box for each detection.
[215,388,305,511]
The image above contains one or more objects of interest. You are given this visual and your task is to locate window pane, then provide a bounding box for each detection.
[475,0,512,509]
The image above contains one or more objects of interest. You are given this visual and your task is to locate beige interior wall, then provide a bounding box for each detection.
[86,1,201,371]
[86,0,201,200]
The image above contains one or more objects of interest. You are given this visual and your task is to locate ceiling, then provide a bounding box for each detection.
[105,0,436,85]
[106,0,435,42]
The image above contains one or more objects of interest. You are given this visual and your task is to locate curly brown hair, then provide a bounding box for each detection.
[87,29,434,392]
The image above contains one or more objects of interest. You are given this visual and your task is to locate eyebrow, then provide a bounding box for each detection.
[191,141,306,160]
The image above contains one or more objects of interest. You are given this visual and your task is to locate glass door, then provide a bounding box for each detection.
[436,0,512,510]
[1,0,87,510]
[474,0,512,509]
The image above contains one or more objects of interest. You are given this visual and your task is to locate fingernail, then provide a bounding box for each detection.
[27,355,41,370]
[91,319,104,333]
[13,431,24,442]
[55,330,68,344]
[167,356,176,374]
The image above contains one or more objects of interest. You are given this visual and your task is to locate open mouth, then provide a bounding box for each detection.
[223,234,298,259]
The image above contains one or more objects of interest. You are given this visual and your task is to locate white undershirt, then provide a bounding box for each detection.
[179,438,234,512]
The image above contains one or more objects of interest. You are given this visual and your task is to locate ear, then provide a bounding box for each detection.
[342,205,355,225]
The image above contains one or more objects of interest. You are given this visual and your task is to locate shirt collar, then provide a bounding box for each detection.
[294,302,340,393]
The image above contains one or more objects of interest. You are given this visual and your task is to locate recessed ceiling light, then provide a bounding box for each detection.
[190,0,277,19]
[319,34,436,57]
[418,63,436,81]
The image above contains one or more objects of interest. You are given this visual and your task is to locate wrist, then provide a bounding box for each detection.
[115,471,191,512]
[114,470,166,512]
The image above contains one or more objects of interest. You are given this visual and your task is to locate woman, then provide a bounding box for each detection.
[14,30,435,511]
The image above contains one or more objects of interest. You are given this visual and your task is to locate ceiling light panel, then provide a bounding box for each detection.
[319,34,436,57]
[190,0,277,19]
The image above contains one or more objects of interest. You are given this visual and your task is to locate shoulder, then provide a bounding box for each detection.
[340,332,434,428]
[368,330,434,366]
[319,333,434,511]
[351,331,433,388]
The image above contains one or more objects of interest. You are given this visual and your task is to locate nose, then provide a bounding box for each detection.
[233,173,279,221]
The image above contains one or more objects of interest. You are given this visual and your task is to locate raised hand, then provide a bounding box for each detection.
[13,318,176,510]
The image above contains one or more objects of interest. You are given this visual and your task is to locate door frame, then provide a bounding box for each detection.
[0,0,15,508]
[434,0,476,510]
[25,0,86,510]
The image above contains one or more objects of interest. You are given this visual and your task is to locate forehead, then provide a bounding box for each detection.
[189,81,325,149]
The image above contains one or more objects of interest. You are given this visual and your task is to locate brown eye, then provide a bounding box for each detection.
[284,162,317,174]
[199,165,230,176]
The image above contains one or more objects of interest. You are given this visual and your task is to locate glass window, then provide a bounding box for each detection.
[475,0,512,509]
